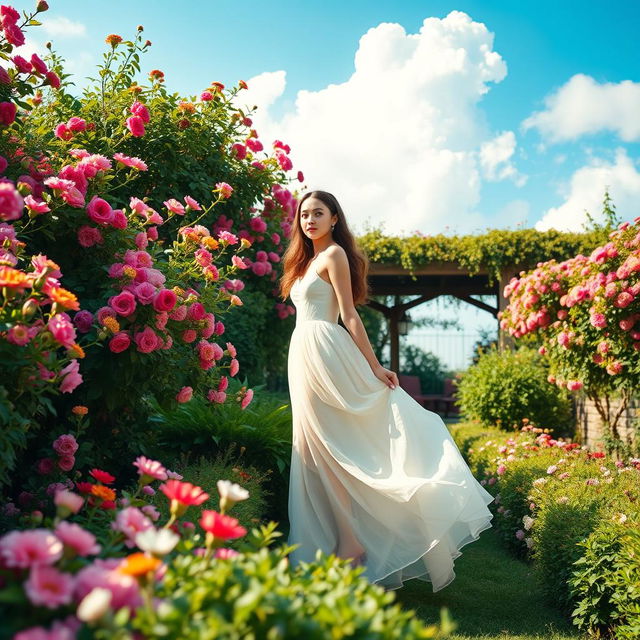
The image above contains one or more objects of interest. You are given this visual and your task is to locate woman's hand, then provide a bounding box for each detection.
[372,364,399,390]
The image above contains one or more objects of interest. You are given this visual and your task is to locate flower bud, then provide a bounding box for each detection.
[37,0,49,11]
[22,298,38,320]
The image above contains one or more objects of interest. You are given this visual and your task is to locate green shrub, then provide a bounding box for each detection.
[127,546,457,639]
[569,520,640,638]
[456,346,573,434]
[149,386,292,523]
[150,447,271,532]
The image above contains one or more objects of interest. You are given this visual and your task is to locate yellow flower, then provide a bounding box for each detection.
[203,237,219,250]
[122,266,137,279]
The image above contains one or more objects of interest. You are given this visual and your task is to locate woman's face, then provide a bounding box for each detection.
[299,197,336,240]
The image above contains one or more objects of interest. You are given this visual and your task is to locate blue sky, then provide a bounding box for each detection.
[19,0,640,237]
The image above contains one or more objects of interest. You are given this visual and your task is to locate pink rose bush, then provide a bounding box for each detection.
[500,212,640,444]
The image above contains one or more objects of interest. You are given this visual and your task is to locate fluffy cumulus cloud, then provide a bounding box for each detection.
[237,11,525,235]
[535,149,640,231]
[41,16,87,38]
[523,74,640,143]
[480,131,526,186]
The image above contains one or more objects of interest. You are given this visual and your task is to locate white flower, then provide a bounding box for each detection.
[522,515,535,531]
[525,537,534,549]
[613,512,627,524]
[135,527,179,556]
[217,480,249,505]
[77,587,112,622]
[556,496,569,504]
[533,477,548,486]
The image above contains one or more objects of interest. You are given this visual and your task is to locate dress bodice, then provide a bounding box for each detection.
[290,267,340,325]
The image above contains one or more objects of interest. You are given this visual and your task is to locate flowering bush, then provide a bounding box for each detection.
[0,4,303,483]
[0,436,452,639]
[451,420,640,635]
[455,346,573,434]
[500,202,640,449]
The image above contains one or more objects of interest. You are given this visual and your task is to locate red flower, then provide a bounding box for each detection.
[199,510,246,539]
[75,482,94,494]
[160,480,209,516]
[89,468,115,484]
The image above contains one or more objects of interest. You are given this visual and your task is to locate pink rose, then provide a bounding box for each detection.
[59,359,82,393]
[12,55,32,74]
[125,115,145,137]
[0,101,17,126]
[153,288,177,312]
[57,455,75,472]
[77,225,103,248]
[52,434,79,456]
[130,101,150,123]
[231,143,247,159]
[0,180,24,221]
[111,209,128,229]
[182,329,197,343]
[229,358,239,376]
[200,90,213,101]
[164,198,185,215]
[246,138,263,152]
[48,313,77,347]
[187,302,206,321]
[109,332,131,353]
[54,122,72,140]
[86,196,114,226]
[29,53,48,75]
[36,458,54,475]
[216,182,233,199]
[66,116,86,132]
[134,326,159,353]
[110,291,136,317]
[176,386,193,403]
[24,195,50,214]
[54,521,100,557]
[134,282,156,305]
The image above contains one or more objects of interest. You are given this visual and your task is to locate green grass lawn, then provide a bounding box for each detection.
[394,527,581,640]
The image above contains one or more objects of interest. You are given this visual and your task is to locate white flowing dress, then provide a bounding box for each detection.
[286,264,495,591]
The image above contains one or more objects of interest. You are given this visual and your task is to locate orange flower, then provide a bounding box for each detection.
[178,101,195,114]
[72,405,88,416]
[68,343,85,359]
[0,266,31,291]
[238,80,248,90]
[105,34,122,46]
[211,81,224,93]
[49,287,80,310]
[202,237,219,250]
[118,552,161,577]
[102,316,120,333]
[90,485,116,501]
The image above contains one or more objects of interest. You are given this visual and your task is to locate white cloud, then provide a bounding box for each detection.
[534,149,640,231]
[479,131,527,186]
[235,11,520,235]
[41,16,87,38]
[523,74,640,143]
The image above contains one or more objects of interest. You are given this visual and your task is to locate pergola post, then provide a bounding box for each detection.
[389,303,400,374]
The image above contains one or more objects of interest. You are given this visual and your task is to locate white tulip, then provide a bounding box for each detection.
[77,587,112,622]
[135,527,179,556]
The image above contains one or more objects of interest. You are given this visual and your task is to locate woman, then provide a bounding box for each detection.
[280,190,494,592]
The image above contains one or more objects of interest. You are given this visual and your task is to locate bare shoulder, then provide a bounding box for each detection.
[325,243,348,264]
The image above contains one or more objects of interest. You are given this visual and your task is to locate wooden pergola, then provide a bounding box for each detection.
[365,261,518,372]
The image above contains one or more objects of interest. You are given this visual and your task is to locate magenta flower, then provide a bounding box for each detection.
[109,332,131,353]
[113,152,148,171]
[52,434,79,457]
[125,115,145,137]
[25,565,74,609]
[0,529,63,568]
[55,521,101,557]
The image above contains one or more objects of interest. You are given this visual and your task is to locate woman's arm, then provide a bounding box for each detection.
[324,246,398,389]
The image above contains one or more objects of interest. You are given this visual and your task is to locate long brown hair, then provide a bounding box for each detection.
[279,190,370,305]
